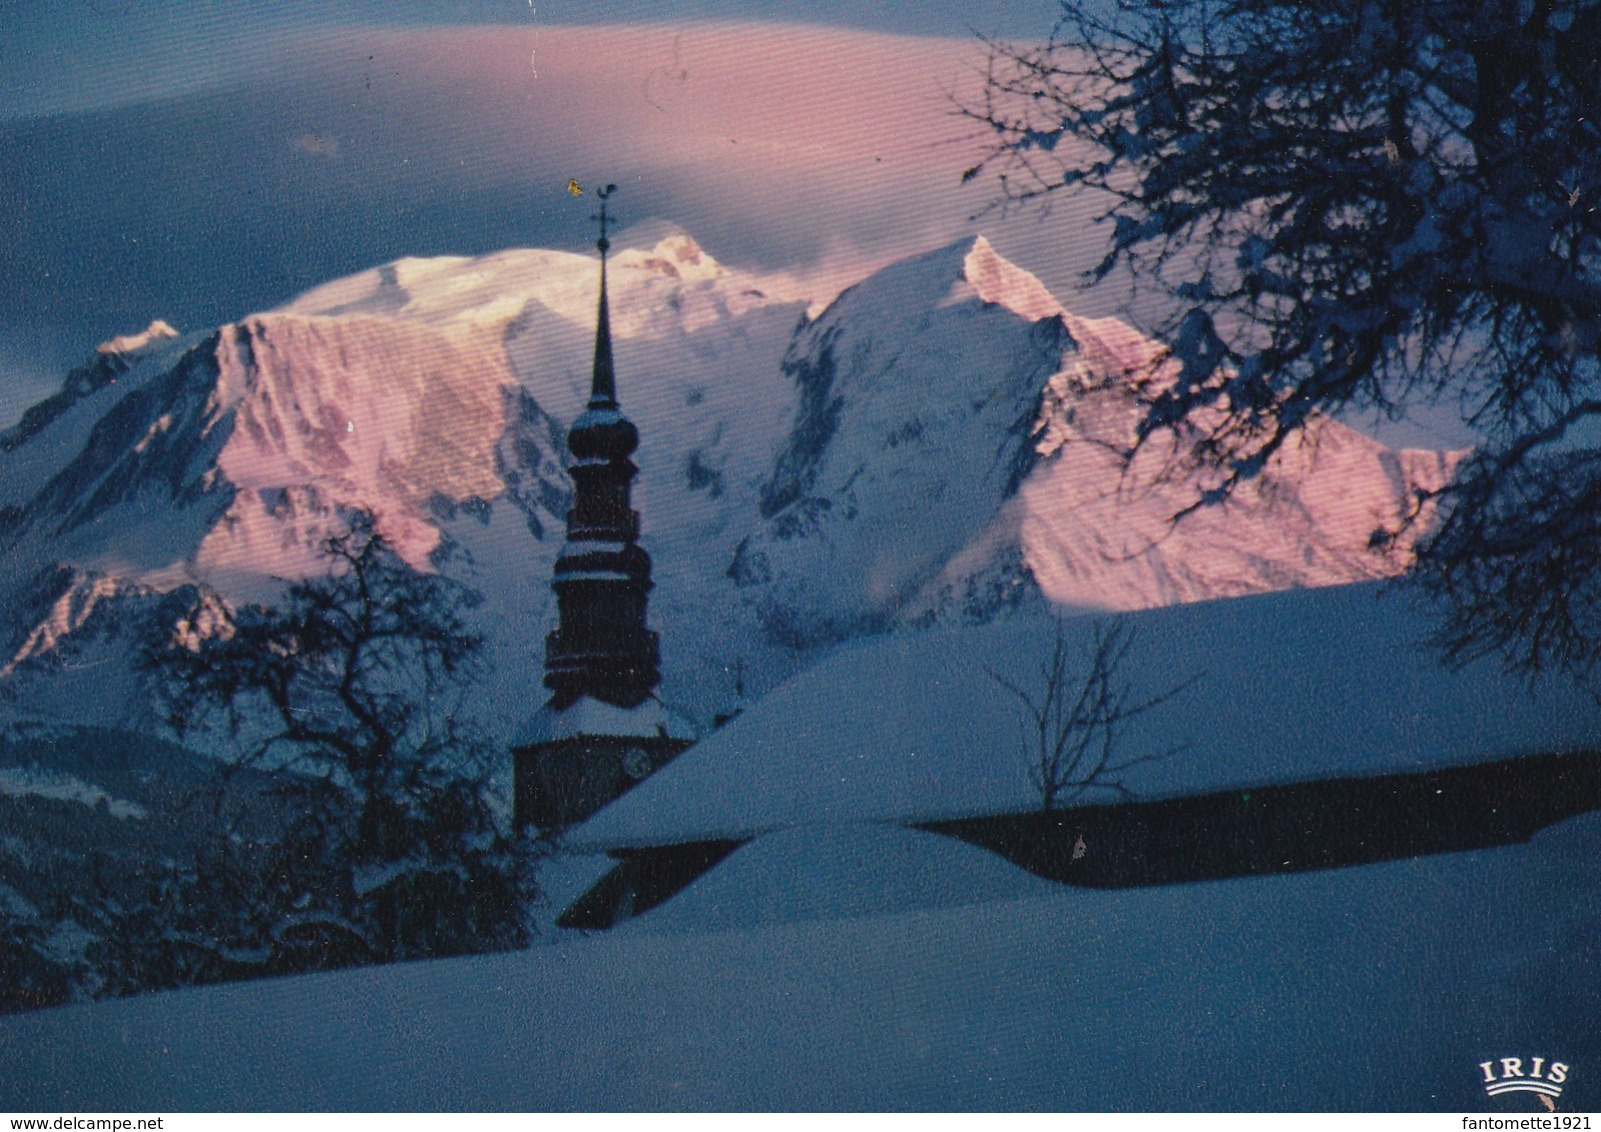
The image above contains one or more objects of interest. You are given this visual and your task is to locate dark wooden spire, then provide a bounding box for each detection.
[542,184,662,709]
[588,185,617,408]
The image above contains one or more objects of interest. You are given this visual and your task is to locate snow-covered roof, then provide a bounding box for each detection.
[512,695,698,747]
[612,823,1061,935]
[567,582,1601,851]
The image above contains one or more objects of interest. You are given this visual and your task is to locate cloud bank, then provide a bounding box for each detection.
[0,20,1114,423]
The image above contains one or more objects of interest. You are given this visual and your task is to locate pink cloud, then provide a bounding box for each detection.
[270,22,1013,272]
[52,20,1120,328]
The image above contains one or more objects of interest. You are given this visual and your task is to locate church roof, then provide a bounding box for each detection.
[562,582,1601,853]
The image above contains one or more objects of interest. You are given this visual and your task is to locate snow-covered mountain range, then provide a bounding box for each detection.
[0,228,1457,733]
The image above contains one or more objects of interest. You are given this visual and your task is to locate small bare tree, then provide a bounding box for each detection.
[988,619,1192,811]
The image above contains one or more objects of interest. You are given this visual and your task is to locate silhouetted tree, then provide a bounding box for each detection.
[965,1,1601,678]
[103,513,537,993]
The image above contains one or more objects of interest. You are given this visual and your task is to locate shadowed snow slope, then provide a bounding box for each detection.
[3,811,1597,1110]
[569,582,1601,850]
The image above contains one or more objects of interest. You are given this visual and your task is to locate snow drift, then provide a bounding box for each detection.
[4,810,1596,1110]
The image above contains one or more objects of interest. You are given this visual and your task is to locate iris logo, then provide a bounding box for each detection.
[1480,1057,1569,1101]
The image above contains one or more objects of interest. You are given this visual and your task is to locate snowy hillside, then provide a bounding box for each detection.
[0,716,283,1012]
[4,809,1597,1110]
[0,229,1455,731]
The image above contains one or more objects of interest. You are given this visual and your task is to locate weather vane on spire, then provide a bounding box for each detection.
[593,183,618,255]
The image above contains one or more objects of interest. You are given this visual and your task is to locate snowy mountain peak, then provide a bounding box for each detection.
[613,233,722,283]
[190,311,559,580]
[962,236,1064,323]
[738,232,1461,636]
[806,236,1067,337]
[96,320,179,356]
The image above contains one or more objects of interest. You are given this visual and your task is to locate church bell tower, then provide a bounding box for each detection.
[513,186,693,831]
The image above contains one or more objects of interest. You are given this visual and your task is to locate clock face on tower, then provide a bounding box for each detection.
[621,746,653,780]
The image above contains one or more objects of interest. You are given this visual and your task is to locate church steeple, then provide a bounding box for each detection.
[542,185,662,710]
[512,184,695,832]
